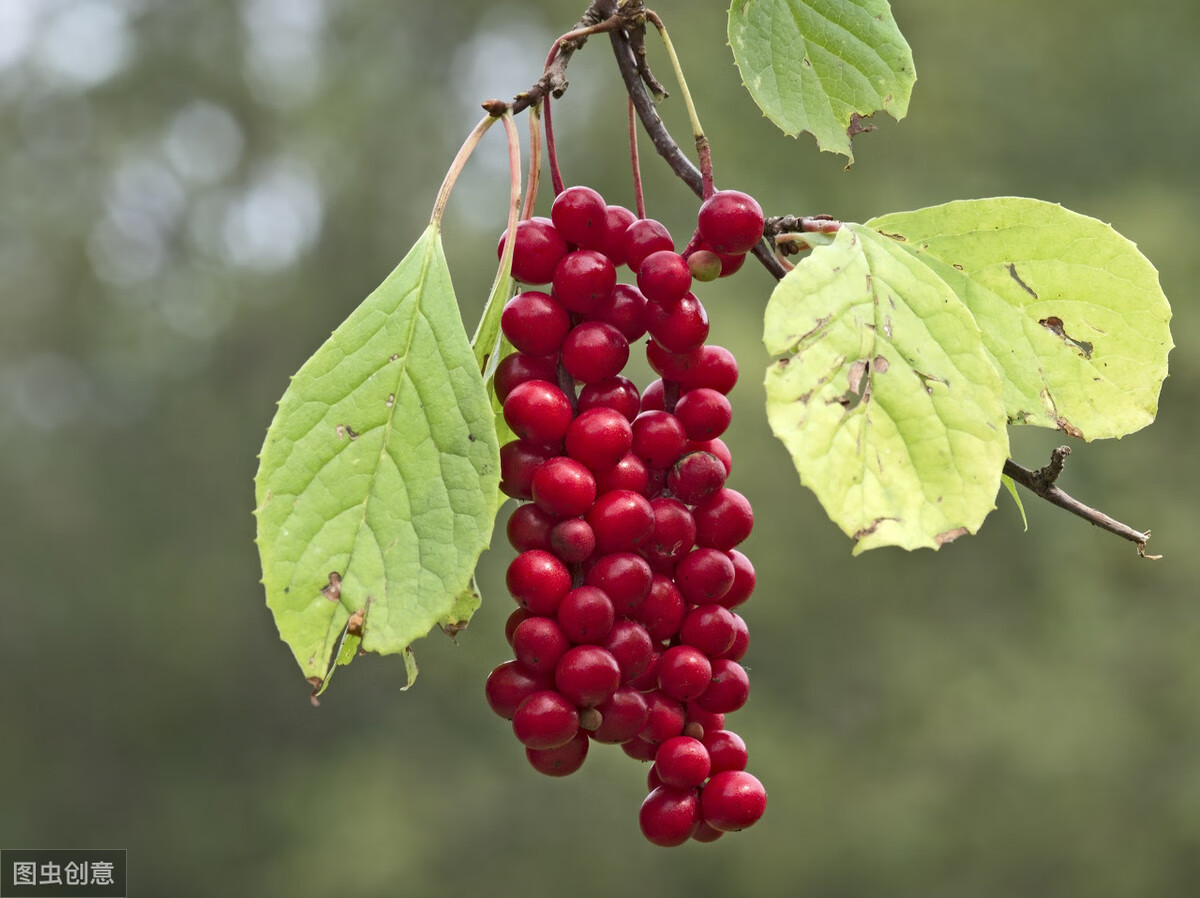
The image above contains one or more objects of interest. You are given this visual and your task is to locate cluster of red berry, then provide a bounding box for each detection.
[484,184,768,846]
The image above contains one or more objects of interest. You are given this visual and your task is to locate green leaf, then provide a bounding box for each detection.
[254,224,501,685]
[764,225,1009,552]
[728,0,916,163]
[1000,474,1028,531]
[866,198,1173,440]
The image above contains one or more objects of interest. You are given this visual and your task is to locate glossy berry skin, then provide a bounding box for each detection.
[640,787,702,846]
[646,341,704,383]
[505,608,534,647]
[506,501,555,552]
[553,250,616,314]
[647,292,709,352]
[657,645,713,702]
[511,616,571,676]
[697,190,766,255]
[623,218,675,272]
[631,411,688,469]
[673,387,732,441]
[551,185,609,247]
[531,457,597,519]
[638,575,687,642]
[493,352,558,403]
[700,770,766,831]
[679,344,739,394]
[692,488,754,550]
[512,690,580,750]
[655,736,712,789]
[548,518,595,564]
[499,440,556,501]
[555,645,622,708]
[557,586,615,645]
[621,736,660,762]
[592,283,649,342]
[485,660,549,719]
[503,380,573,447]
[584,552,653,616]
[593,453,650,496]
[587,489,655,554]
[667,450,727,505]
[526,730,589,776]
[694,659,750,714]
[702,729,748,775]
[577,376,641,422]
[684,705,726,737]
[679,604,737,658]
[565,407,633,472]
[498,217,568,284]
[674,547,735,604]
[604,619,654,683]
[561,321,629,384]
[506,549,572,615]
[501,291,570,356]
[595,204,637,265]
[719,550,755,608]
[591,686,650,743]
[640,692,687,743]
[719,612,750,662]
[644,497,696,565]
[637,250,693,305]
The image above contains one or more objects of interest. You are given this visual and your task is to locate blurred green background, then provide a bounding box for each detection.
[3,1,1198,895]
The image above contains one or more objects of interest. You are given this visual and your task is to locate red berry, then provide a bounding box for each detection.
[493,352,558,403]
[560,321,629,384]
[555,645,621,707]
[673,387,732,441]
[655,736,712,789]
[499,439,556,500]
[506,502,555,552]
[657,645,713,702]
[485,660,549,719]
[591,686,650,743]
[719,550,755,608]
[552,249,616,314]
[694,658,750,714]
[667,450,727,505]
[697,189,765,254]
[505,608,534,646]
[623,219,675,272]
[604,619,655,683]
[640,379,665,412]
[719,612,750,661]
[644,497,696,565]
[587,489,655,554]
[565,407,633,472]
[679,604,737,657]
[678,344,738,394]
[593,453,650,496]
[631,410,688,469]
[595,204,637,265]
[557,585,615,645]
[646,340,704,383]
[503,380,573,447]
[637,250,693,305]
[512,690,580,749]
[526,730,589,776]
[638,574,687,642]
[674,547,735,604]
[640,786,702,846]
[692,488,754,550]
[512,616,571,676]
[591,283,649,342]
[551,185,609,247]
[548,517,596,564]
[506,549,572,615]
[500,291,570,356]
[700,770,766,831]
[647,292,709,352]
[640,691,687,743]
[531,456,597,519]
[702,729,748,774]
[584,552,653,616]
[621,736,660,762]
[498,217,568,285]
[577,376,641,422]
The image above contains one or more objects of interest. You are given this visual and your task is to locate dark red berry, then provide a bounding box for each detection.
[506,502,555,552]
[577,376,641,422]
[604,619,655,683]
[552,249,616,314]
[677,344,738,394]
[503,380,573,447]
[595,204,637,265]
[555,645,621,708]
[655,736,712,789]
[686,438,733,476]
[644,497,696,565]
[498,217,568,284]
[694,658,750,714]
[637,250,693,305]
[697,189,765,254]
[565,407,634,472]
[631,410,688,469]
[505,608,534,646]
[674,547,735,604]
[485,660,549,719]
[623,219,675,272]
[584,552,653,616]
[640,692,687,743]
[647,292,709,352]
[548,517,596,564]
[526,730,589,776]
[702,729,748,774]
[621,736,660,762]
[719,612,749,661]
[551,185,609,247]
[591,283,649,342]
[673,387,732,441]
[646,340,704,383]
[560,321,629,384]
[640,786,702,846]
[591,686,650,743]
[512,690,580,750]
[531,456,597,519]
[586,489,655,553]
[700,770,766,831]
[593,453,650,496]
[719,550,755,608]
[679,604,737,657]
[692,488,754,550]
[493,352,559,403]
[500,291,570,356]
[506,549,572,615]
[657,645,713,702]
[638,574,687,642]
[640,379,665,412]
[512,616,571,676]
[499,439,556,500]
[557,585,615,645]
[667,450,727,505]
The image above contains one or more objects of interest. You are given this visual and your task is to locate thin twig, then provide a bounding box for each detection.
[1003,449,1158,558]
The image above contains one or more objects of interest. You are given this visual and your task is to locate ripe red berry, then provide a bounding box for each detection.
[674,547,735,604]
[677,344,739,394]
[679,604,737,657]
[604,619,655,683]
[702,729,749,775]
[511,616,571,676]
[512,690,580,750]
[692,488,754,550]
[672,387,732,441]
[498,217,568,284]
[531,457,597,518]
[493,352,559,403]
[697,189,766,255]
[644,497,696,565]
[503,380,573,447]
[555,645,621,708]
[560,321,629,384]
[638,574,687,642]
[694,658,750,714]
[631,410,688,469]
[499,439,556,500]
[565,407,634,472]
[657,645,713,702]
[591,686,650,743]
[506,549,572,615]
[591,283,649,342]
[485,660,549,719]
[593,452,651,496]
[500,291,570,356]
[646,340,704,383]
[577,376,641,422]
[700,770,766,831]
[557,585,615,645]
[719,612,750,661]
[667,450,727,505]
[623,218,675,272]
[584,552,653,616]
[526,730,589,776]
[637,250,693,305]
[551,185,609,247]
[595,204,637,265]
[548,517,596,564]
[640,786,702,846]
[655,736,712,789]
[719,549,755,608]
[506,502,555,552]
[621,736,660,762]
[646,292,710,352]
[640,691,687,743]
[552,249,616,314]
[586,489,655,554]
